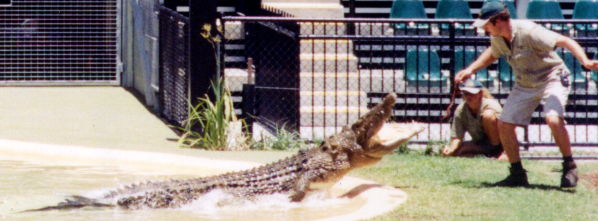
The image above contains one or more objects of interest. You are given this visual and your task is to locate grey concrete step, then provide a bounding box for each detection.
[299,105,368,127]
[300,39,353,54]
[224,68,251,92]
[300,53,358,73]
[263,2,344,18]
[300,72,359,91]
[299,22,348,35]
[299,69,420,93]
[224,21,244,40]
[227,68,451,94]
[299,89,368,128]
[353,23,394,36]
[299,90,367,107]
[264,0,341,3]
[299,126,346,140]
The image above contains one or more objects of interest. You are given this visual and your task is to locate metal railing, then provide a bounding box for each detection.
[159,6,190,127]
[221,17,598,154]
[0,0,119,85]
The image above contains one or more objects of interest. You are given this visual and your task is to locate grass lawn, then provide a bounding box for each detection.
[350,153,598,221]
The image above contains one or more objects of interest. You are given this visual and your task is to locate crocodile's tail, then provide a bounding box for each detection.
[23,195,115,212]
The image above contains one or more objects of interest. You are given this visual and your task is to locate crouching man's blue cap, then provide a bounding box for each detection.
[473,1,507,28]
[459,79,483,94]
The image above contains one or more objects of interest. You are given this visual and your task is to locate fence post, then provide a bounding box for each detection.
[237,0,262,16]
[189,0,218,103]
[347,0,356,35]
[163,0,177,10]
[242,84,256,133]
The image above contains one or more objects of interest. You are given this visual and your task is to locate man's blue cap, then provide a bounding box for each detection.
[459,79,483,94]
[473,1,507,28]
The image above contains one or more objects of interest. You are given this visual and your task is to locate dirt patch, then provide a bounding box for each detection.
[581,172,598,188]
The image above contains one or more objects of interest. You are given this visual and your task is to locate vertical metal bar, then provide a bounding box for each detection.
[311,21,316,139]
[189,0,218,102]
[346,34,351,126]
[334,23,339,131]
[115,0,123,85]
[348,0,356,18]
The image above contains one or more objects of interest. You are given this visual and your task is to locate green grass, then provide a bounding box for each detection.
[350,153,598,221]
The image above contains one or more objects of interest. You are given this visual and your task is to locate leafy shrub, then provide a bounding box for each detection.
[249,127,308,151]
[177,76,247,150]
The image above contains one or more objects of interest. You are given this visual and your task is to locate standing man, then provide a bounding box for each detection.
[455,2,598,187]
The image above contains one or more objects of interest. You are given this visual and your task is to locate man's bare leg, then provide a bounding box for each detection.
[495,120,528,186]
[498,120,520,163]
[545,115,577,187]
[481,109,501,146]
[545,115,572,157]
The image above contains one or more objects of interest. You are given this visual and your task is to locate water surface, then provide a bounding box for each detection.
[0,159,365,221]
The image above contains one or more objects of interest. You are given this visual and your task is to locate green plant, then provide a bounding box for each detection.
[424,140,447,156]
[394,143,411,154]
[249,126,308,151]
[177,76,246,150]
[270,128,304,151]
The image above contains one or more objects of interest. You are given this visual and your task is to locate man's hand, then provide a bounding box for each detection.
[583,60,598,70]
[442,145,455,156]
[454,69,474,84]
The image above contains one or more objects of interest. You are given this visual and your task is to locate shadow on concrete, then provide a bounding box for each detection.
[340,184,383,199]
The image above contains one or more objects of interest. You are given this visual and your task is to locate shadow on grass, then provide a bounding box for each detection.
[450,180,576,193]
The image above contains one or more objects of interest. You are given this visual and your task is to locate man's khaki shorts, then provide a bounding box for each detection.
[499,79,570,125]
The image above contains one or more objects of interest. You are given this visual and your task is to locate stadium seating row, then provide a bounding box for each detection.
[390,0,598,88]
[390,0,598,20]
[405,48,598,88]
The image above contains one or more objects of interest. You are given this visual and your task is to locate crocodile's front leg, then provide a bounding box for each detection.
[289,171,310,202]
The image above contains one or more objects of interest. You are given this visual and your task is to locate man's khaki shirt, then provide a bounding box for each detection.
[451,98,503,142]
[490,20,568,88]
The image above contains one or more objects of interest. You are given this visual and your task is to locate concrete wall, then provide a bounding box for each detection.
[121,0,162,111]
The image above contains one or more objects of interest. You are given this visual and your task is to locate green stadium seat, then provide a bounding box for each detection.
[573,0,598,18]
[435,0,472,18]
[526,0,564,19]
[406,48,447,87]
[435,0,474,35]
[483,0,517,19]
[561,51,587,89]
[454,48,494,87]
[390,0,427,18]
[498,57,515,87]
[390,0,429,35]
[526,0,569,34]
[572,0,598,36]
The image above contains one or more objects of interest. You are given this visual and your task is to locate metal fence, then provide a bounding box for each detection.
[159,6,189,127]
[221,17,598,154]
[0,0,120,85]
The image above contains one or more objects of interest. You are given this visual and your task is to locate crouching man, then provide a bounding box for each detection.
[443,79,507,161]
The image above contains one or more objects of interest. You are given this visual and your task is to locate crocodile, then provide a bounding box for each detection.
[29,93,424,211]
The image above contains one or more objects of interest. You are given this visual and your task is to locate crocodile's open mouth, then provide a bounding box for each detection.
[374,123,424,147]
[350,93,396,147]
[345,93,424,168]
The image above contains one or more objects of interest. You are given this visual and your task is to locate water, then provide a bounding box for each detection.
[0,159,365,221]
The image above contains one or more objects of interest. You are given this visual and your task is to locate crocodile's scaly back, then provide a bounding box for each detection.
[29,93,424,210]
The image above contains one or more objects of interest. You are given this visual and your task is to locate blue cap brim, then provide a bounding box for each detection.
[473,18,489,28]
